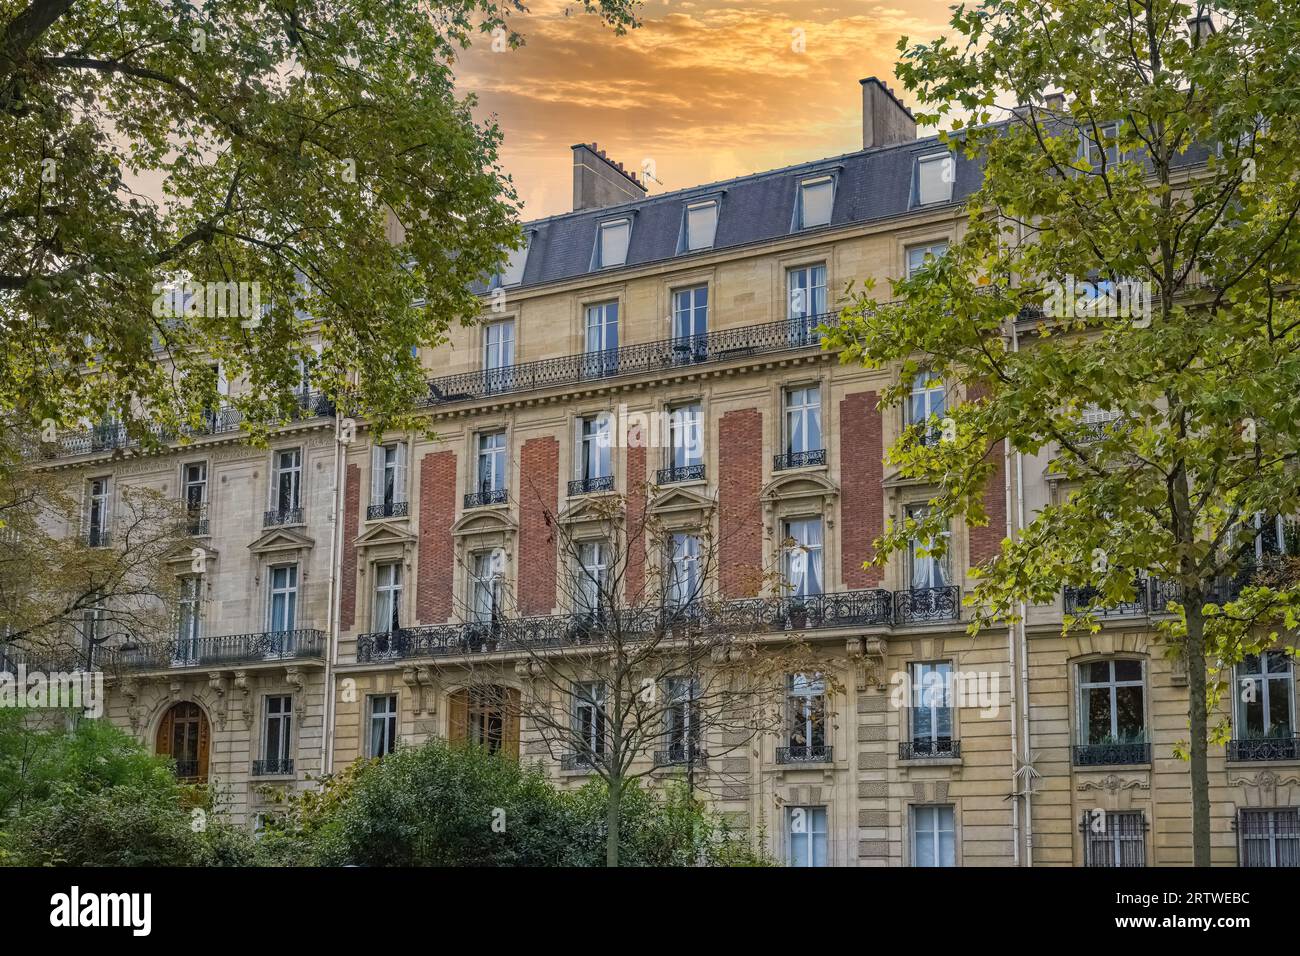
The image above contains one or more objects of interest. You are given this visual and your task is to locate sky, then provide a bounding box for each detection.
[454,0,958,221]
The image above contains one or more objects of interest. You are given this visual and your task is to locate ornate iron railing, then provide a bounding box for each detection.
[1063,582,1147,618]
[464,488,508,508]
[773,448,827,471]
[367,501,409,520]
[184,502,209,536]
[1072,741,1151,766]
[107,628,326,671]
[894,586,962,625]
[654,745,707,767]
[354,587,950,663]
[173,760,201,781]
[900,738,961,760]
[568,475,615,496]
[776,744,832,764]
[656,464,705,484]
[264,507,304,527]
[1228,735,1300,762]
[0,645,96,674]
[252,758,295,776]
[420,313,840,409]
[83,527,111,548]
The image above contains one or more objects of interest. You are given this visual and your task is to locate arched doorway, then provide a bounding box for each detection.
[155,701,210,783]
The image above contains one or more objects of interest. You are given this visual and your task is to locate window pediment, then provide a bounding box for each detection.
[761,471,838,505]
[249,527,314,556]
[451,509,517,538]
[356,522,418,550]
[648,486,712,517]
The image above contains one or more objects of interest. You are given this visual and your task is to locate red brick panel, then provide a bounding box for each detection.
[839,391,884,587]
[518,436,559,615]
[416,450,456,623]
[966,382,1007,567]
[719,408,763,598]
[340,463,360,630]
[625,443,647,604]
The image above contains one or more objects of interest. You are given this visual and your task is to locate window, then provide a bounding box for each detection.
[368,694,398,757]
[787,806,829,867]
[262,695,293,772]
[267,564,298,633]
[1083,810,1147,867]
[370,443,407,516]
[595,218,630,268]
[86,477,110,547]
[573,681,607,760]
[1238,808,1300,867]
[269,448,302,518]
[782,518,823,597]
[372,562,402,633]
[1082,121,1120,168]
[497,237,529,287]
[175,576,202,663]
[908,661,954,756]
[583,301,619,376]
[683,200,718,251]
[666,532,701,607]
[783,385,822,461]
[182,462,207,534]
[1078,659,1146,746]
[916,152,954,206]
[667,402,703,472]
[785,673,826,759]
[576,540,610,614]
[671,286,708,363]
[906,371,946,443]
[906,504,950,589]
[906,241,949,279]
[1235,651,1295,743]
[1247,512,1298,560]
[470,550,504,624]
[468,686,508,754]
[912,805,956,867]
[577,415,612,486]
[483,318,515,394]
[476,431,507,498]
[665,677,700,760]
[797,176,834,229]
[786,264,827,344]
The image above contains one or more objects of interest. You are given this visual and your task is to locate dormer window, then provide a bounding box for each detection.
[594,218,631,269]
[682,200,718,251]
[915,153,953,206]
[1082,122,1120,169]
[497,235,530,287]
[797,176,834,229]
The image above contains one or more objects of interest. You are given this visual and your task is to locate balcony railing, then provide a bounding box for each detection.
[264,507,304,527]
[106,628,326,671]
[1228,735,1300,762]
[173,760,201,781]
[894,586,962,625]
[1,645,96,674]
[252,758,295,776]
[1072,741,1151,766]
[900,738,961,760]
[774,448,827,471]
[568,475,615,497]
[560,752,603,772]
[656,464,705,484]
[654,745,707,767]
[421,313,839,409]
[464,488,508,509]
[367,501,409,520]
[1063,582,1147,618]
[776,744,832,765]
[183,502,209,536]
[83,527,111,548]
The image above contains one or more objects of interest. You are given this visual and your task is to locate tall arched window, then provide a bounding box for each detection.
[156,701,210,783]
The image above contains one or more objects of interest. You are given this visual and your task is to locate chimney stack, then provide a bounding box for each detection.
[571,143,648,212]
[1044,91,1065,111]
[860,77,917,150]
[1189,14,1216,43]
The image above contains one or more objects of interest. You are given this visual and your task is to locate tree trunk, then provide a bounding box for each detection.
[1185,603,1212,866]
[605,775,622,867]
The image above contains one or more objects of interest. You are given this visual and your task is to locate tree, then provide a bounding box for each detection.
[0,0,638,440]
[439,485,834,867]
[827,1,1300,864]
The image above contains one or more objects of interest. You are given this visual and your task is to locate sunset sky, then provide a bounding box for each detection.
[454,0,958,220]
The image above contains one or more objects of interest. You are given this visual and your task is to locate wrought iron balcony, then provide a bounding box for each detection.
[184,502,209,536]
[0,645,95,674]
[367,501,409,520]
[107,628,326,672]
[464,487,508,508]
[773,448,827,471]
[900,738,961,760]
[252,758,295,776]
[894,586,962,624]
[776,744,832,765]
[656,463,705,484]
[83,527,111,548]
[568,475,615,497]
[1228,734,1300,762]
[1063,581,1148,618]
[654,745,707,767]
[1072,741,1151,766]
[421,313,839,409]
[173,760,201,781]
[264,507,304,527]
[353,586,959,663]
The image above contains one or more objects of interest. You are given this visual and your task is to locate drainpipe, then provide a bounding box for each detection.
[321,409,346,775]
[1003,406,1021,866]
[1010,318,1034,865]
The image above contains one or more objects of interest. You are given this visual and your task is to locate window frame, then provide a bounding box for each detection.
[1234,651,1296,740]
[368,693,399,757]
[372,560,403,633]
[270,447,303,513]
[797,175,834,230]
[594,218,631,269]
[1076,658,1147,746]
[783,384,823,457]
[911,804,957,867]
[787,805,829,867]
[682,200,718,252]
[263,694,293,767]
[781,516,824,598]
[786,672,826,753]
